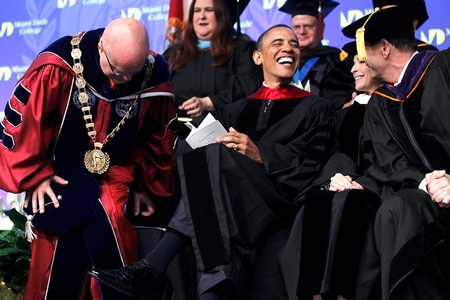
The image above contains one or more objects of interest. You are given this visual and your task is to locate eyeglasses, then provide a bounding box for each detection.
[101,41,147,77]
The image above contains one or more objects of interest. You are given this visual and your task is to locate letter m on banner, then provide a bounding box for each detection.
[164,0,190,50]
[340,10,365,27]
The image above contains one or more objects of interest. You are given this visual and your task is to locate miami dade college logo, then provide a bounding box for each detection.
[340,9,367,27]
[263,0,287,10]
[0,22,14,38]
[0,67,12,81]
[421,29,448,47]
[58,0,76,8]
[121,8,142,20]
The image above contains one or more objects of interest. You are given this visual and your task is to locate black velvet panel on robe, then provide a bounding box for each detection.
[333,102,366,166]
[280,189,380,300]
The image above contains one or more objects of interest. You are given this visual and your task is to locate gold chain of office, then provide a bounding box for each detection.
[70,33,153,174]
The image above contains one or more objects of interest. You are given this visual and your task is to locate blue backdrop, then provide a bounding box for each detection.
[0,0,449,201]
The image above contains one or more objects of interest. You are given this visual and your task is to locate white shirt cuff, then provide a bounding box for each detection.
[419,177,428,194]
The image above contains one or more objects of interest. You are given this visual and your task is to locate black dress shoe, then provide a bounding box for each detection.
[88,259,165,299]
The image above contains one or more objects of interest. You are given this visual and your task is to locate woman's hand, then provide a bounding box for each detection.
[179,96,214,118]
[426,170,450,208]
[329,173,363,192]
[217,127,263,164]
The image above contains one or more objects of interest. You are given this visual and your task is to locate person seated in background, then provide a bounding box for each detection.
[333,6,450,299]
[334,41,384,164]
[279,0,355,109]
[373,0,438,51]
[279,41,384,300]
[89,24,336,300]
[164,0,263,122]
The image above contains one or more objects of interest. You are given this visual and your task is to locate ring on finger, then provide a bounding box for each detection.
[234,144,238,151]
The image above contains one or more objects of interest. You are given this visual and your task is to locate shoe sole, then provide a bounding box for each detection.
[89,271,150,300]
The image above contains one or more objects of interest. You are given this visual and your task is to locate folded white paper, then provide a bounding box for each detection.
[185,113,229,149]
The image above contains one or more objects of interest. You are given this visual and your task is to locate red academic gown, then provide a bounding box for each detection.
[0,29,177,300]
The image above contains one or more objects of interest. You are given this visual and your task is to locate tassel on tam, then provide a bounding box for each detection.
[356,7,380,62]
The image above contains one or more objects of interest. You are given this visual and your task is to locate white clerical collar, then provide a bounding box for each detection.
[394,51,419,86]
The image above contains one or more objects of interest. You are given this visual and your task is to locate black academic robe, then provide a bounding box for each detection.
[176,84,335,295]
[358,49,447,196]
[165,38,264,119]
[281,188,380,300]
[280,100,382,300]
[358,49,450,300]
[334,102,367,165]
[298,46,355,109]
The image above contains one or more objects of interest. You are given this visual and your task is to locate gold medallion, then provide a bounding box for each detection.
[84,149,110,174]
[70,33,151,176]
[71,48,82,60]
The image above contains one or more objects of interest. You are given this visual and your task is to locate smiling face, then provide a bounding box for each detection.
[350,55,375,94]
[291,14,322,49]
[253,26,300,88]
[192,0,217,41]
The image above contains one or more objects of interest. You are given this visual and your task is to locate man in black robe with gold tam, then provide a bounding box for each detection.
[338,6,450,300]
